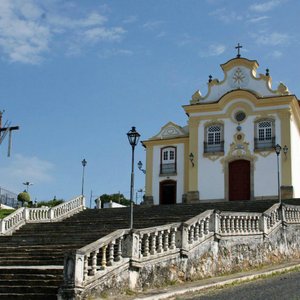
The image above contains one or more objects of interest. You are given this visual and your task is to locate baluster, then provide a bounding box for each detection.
[157,231,163,253]
[90,251,98,275]
[107,242,115,266]
[247,216,251,231]
[164,230,169,252]
[255,216,259,232]
[242,216,247,233]
[144,234,150,256]
[195,222,199,240]
[228,216,232,233]
[139,234,143,257]
[150,233,157,255]
[220,217,225,233]
[189,226,194,244]
[84,254,89,279]
[200,220,204,236]
[115,237,123,261]
[100,245,107,270]
[170,229,176,250]
[205,217,209,234]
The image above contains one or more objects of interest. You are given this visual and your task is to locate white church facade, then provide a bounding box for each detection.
[142,52,300,205]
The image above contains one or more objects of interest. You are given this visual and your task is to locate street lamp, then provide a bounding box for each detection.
[23,181,33,192]
[274,144,288,204]
[81,158,87,196]
[127,126,140,229]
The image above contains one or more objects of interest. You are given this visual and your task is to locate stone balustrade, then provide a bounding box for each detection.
[135,223,181,260]
[0,207,26,235]
[182,210,214,251]
[0,195,85,235]
[218,212,261,236]
[283,204,300,223]
[60,203,300,298]
[62,229,130,290]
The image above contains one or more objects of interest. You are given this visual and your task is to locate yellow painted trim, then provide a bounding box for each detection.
[184,140,189,194]
[145,145,153,197]
[142,137,189,147]
[278,110,292,186]
[188,118,199,192]
[184,91,297,115]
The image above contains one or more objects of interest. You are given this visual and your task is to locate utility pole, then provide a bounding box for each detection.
[0,111,20,157]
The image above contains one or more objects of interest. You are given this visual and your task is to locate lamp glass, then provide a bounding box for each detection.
[275,144,281,155]
[127,126,140,146]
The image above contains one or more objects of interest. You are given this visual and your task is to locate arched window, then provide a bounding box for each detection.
[254,119,275,149]
[204,124,224,153]
[160,146,176,175]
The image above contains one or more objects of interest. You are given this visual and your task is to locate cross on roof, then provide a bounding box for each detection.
[235,43,242,58]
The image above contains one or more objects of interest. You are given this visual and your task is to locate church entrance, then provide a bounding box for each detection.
[229,159,250,201]
[160,180,176,205]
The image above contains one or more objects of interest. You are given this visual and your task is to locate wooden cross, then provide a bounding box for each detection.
[0,111,19,157]
[235,43,242,58]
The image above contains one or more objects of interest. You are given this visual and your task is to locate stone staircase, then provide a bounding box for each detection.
[0,199,298,299]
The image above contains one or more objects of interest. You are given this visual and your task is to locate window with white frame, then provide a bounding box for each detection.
[160,147,176,174]
[254,119,275,149]
[204,124,224,153]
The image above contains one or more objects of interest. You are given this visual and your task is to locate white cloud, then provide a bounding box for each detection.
[0,154,54,192]
[0,1,126,64]
[248,16,270,23]
[209,8,243,23]
[123,16,138,24]
[250,0,282,12]
[98,48,133,59]
[199,44,226,57]
[143,21,164,30]
[253,32,290,46]
[270,50,283,58]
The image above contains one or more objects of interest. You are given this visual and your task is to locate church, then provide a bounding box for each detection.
[142,46,300,205]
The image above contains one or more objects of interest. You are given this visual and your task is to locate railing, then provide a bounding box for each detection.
[63,229,130,288]
[218,212,261,236]
[135,223,181,261]
[204,141,224,153]
[0,187,18,208]
[60,203,300,298]
[282,204,300,224]
[160,163,176,175]
[182,210,214,252]
[262,203,281,234]
[254,137,275,150]
[0,195,85,235]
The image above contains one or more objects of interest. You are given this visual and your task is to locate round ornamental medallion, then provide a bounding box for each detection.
[230,67,249,89]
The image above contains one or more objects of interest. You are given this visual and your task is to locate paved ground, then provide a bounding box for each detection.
[177,269,300,300]
[100,260,300,300]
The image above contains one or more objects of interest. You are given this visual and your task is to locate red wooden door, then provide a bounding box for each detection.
[229,160,250,201]
[160,180,176,205]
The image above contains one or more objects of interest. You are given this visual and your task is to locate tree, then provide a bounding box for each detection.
[96,193,131,207]
[17,190,30,207]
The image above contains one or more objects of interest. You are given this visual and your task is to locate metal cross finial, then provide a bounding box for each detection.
[235,43,242,58]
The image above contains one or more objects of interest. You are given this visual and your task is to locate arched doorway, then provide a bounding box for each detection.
[229,159,250,201]
[160,180,176,205]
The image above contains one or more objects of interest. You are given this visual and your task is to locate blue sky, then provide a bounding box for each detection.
[0,0,299,205]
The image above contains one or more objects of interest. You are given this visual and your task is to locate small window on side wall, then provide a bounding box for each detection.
[160,147,176,175]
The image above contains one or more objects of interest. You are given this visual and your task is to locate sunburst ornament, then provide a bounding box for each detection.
[230,67,249,88]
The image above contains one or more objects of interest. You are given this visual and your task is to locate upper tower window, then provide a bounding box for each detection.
[204,124,224,153]
[254,119,275,150]
[160,147,176,175]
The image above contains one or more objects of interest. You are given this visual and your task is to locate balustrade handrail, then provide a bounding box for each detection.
[219,211,261,217]
[134,222,181,235]
[0,195,85,235]
[78,229,130,255]
[183,209,214,227]
[263,203,280,216]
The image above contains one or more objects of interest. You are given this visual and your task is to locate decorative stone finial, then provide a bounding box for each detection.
[266,68,269,76]
[208,75,212,83]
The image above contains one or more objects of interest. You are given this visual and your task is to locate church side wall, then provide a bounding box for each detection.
[291,118,300,197]
[152,143,185,205]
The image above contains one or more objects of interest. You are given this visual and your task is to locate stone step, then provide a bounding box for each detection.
[0,293,57,300]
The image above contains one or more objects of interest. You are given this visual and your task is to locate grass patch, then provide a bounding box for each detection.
[0,209,15,219]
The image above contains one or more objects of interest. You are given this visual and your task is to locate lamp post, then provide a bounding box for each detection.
[23,181,33,193]
[127,126,140,229]
[274,144,288,204]
[81,159,87,196]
